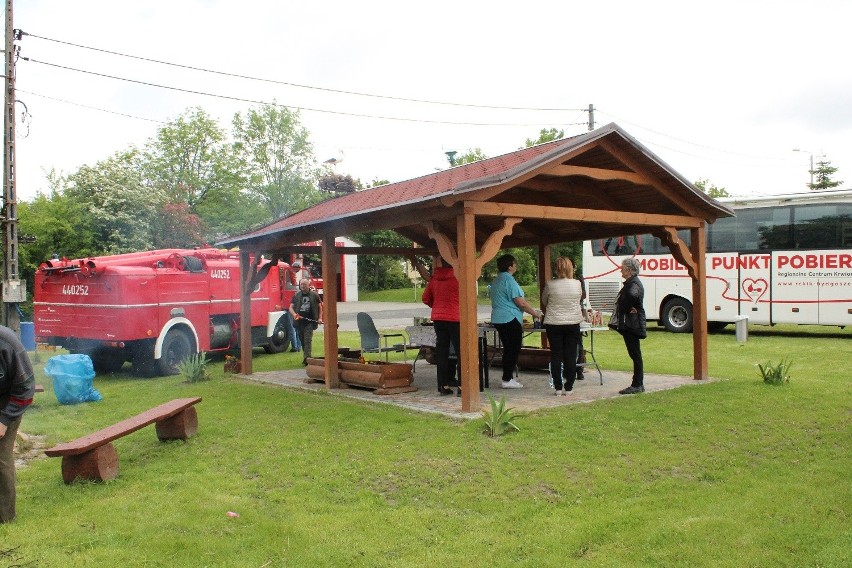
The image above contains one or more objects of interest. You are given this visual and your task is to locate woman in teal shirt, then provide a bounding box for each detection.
[489,254,542,389]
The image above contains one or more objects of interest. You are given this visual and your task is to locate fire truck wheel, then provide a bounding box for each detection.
[158,329,195,376]
[264,314,292,354]
[661,297,693,333]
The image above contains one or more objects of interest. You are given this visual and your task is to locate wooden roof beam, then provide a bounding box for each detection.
[547,164,650,185]
[597,139,705,218]
[466,201,703,228]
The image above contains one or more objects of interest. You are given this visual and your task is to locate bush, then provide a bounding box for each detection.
[758,358,792,385]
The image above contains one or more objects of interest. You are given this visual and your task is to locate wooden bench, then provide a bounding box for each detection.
[44,397,202,484]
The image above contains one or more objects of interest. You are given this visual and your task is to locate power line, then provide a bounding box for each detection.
[20,30,589,114]
[15,89,162,123]
[597,110,786,162]
[21,57,587,128]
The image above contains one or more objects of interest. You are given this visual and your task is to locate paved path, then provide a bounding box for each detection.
[242,362,712,420]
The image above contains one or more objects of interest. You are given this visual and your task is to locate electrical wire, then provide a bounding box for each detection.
[14,89,162,123]
[20,31,589,113]
[598,110,785,162]
[21,57,587,128]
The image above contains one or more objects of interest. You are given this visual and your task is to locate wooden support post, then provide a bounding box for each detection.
[239,250,253,375]
[691,225,709,380]
[457,210,479,412]
[321,238,340,388]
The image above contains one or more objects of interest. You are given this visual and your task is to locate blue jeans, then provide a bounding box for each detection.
[287,316,301,350]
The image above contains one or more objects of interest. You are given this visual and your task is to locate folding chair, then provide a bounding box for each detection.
[356,312,414,362]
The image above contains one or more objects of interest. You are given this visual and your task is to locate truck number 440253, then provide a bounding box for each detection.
[62,285,89,295]
[210,269,231,279]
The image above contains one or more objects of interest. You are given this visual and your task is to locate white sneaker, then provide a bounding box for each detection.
[554,389,562,396]
[501,379,523,389]
[561,389,569,396]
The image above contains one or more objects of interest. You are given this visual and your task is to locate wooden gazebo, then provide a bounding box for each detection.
[218,123,734,412]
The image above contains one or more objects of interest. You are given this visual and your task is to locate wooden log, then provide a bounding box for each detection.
[155,407,198,440]
[61,443,119,484]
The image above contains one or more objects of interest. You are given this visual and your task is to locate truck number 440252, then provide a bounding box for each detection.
[210,270,231,279]
[62,285,89,295]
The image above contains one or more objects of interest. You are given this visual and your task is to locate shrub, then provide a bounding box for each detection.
[178,352,210,383]
[758,358,792,385]
[482,394,520,437]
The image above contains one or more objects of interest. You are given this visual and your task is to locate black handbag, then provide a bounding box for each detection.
[607,305,620,331]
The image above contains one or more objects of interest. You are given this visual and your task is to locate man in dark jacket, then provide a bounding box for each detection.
[0,326,35,523]
[289,278,323,365]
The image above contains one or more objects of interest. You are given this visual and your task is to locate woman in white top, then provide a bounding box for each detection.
[541,257,586,395]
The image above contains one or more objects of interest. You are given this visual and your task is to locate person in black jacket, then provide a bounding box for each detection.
[616,258,647,394]
[289,278,324,365]
[0,326,35,523]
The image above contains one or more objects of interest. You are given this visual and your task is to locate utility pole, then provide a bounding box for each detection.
[587,103,595,131]
[2,0,24,334]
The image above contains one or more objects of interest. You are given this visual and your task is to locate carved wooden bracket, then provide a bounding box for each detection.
[245,254,278,294]
[653,227,697,279]
[476,217,522,274]
[424,221,459,268]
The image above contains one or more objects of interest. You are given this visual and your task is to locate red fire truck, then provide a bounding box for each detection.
[33,248,308,376]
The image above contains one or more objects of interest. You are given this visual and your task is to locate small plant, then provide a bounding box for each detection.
[482,394,520,437]
[178,352,210,383]
[758,358,792,385]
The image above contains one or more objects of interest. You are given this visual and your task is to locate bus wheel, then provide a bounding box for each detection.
[158,329,194,376]
[264,314,292,354]
[661,298,693,333]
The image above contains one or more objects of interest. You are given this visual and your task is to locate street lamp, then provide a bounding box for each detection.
[792,148,814,188]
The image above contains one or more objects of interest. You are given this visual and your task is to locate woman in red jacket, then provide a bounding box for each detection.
[422,264,461,396]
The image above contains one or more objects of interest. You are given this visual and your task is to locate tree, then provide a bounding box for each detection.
[143,107,244,209]
[64,149,162,254]
[18,170,99,313]
[232,103,324,221]
[152,203,205,249]
[352,229,412,291]
[523,128,564,148]
[450,148,487,166]
[809,159,843,191]
[694,178,730,198]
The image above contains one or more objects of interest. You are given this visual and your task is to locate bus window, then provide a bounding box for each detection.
[794,204,852,249]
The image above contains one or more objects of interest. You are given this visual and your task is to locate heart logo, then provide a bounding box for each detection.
[742,278,768,304]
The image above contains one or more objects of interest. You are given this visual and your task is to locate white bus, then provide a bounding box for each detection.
[583,189,852,332]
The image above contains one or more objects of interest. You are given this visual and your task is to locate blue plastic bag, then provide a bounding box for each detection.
[45,354,103,405]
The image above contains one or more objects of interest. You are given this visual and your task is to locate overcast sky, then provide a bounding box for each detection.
[8,0,852,202]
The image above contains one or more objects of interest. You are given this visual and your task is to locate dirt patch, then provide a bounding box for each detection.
[13,431,48,470]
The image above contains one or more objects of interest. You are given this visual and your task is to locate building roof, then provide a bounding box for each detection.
[218,123,733,252]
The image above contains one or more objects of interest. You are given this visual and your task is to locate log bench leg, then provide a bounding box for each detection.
[155,407,198,440]
[61,443,119,484]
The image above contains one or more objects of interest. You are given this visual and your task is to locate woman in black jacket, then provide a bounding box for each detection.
[616,258,647,394]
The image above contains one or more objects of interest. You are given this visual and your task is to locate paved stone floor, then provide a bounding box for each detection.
[241,360,713,420]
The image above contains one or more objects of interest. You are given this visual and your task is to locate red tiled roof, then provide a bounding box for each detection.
[231,135,580,240]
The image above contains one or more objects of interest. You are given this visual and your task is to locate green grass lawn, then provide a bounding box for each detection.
[3,323,850,567]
